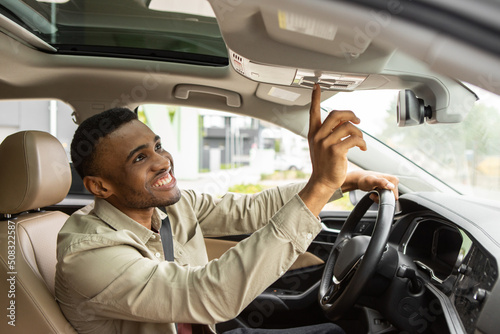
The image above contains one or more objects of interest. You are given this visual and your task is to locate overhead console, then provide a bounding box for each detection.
[230,50,367,91]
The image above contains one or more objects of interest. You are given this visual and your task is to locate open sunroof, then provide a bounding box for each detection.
[0,0,228,65]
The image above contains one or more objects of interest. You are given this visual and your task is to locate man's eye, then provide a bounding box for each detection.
[155,143,163,151]
[134,154,145,163]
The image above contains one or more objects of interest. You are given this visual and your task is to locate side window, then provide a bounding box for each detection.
[0,100,77,158]
[139,104,356,211]
[0,100,363,209]
[0,99,87,195]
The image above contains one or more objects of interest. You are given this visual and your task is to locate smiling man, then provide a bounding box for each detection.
[55,86,398,334]
[79,120,182,229]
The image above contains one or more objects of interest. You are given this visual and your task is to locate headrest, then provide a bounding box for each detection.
[0,131,71,214]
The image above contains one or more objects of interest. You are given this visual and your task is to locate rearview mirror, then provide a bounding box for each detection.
[397,89,432,127]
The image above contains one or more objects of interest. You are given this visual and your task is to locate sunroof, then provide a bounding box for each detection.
[0,0,228,65]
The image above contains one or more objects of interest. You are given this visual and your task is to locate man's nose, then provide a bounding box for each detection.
[151,152,171,171]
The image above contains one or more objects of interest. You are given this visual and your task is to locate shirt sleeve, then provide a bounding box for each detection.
[184,182,342,237]
[57,194,323,325]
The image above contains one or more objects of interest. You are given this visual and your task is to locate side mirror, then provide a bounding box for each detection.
[397,89,432,127]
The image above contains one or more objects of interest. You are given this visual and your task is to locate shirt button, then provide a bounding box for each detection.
[155,252,161,258]
[279,270,285,276]
[306,233,313,240]
[151,235,156,239]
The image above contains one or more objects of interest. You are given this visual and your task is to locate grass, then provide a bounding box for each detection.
[260,170,311,181]
[228,183,354,211]
[228,183,265,194]
[199,163,244,173]
[323,192,354,211]
[221,163,244,170]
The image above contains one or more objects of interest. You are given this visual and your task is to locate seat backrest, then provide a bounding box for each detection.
[0,131,77,334]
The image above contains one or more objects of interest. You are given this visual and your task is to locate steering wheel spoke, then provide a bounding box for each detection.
[321,281,340,305]
[321,256,361,305]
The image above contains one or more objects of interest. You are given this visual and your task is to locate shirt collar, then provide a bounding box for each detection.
[93,198,167,242]
[153,207,168,232]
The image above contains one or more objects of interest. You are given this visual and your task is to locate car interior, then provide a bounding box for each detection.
[1,0,500,333]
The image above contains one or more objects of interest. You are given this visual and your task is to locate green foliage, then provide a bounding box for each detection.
[336,192,355,211]
[137,108,148,125]
[221,163,244,170]
[295,170,310,179]
[167,106,177,124]
[323,192,354,211]
[461,104,500,155]
[260,173,272,180]
[378,95,500,186]
[274,139,281,153]
[380,96,500,159]
[228,183,265,194]
[260,170,310,181]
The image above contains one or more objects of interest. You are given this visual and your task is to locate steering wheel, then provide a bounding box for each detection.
[319,189,396,320]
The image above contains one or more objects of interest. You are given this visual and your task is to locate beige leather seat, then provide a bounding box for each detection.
[0,131,77,333]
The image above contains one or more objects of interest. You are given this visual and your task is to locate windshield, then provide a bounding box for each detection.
[322,84,500,201]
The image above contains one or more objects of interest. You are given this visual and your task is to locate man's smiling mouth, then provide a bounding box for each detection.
[152,169,174,188]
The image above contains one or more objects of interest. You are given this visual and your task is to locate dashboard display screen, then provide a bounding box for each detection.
[435,227,462,269]
[405,219,463,281]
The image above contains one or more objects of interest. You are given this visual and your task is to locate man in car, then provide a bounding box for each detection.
[55,85,398,334]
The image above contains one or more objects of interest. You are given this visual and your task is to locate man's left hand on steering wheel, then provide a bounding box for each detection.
[342,170,399,202]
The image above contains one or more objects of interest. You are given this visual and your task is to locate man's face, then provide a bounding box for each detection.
[94,120,181,210]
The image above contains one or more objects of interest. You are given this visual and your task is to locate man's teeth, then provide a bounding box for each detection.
[153,173,172,187]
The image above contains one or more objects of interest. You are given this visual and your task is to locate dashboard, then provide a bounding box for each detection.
[389,193,500,334]
[403,218,467,284]
[399,216,497,333]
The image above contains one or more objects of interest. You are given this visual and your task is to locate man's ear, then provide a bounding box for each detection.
[83,176,113,198]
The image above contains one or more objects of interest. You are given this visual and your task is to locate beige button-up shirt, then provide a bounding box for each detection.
[55,183,342,334]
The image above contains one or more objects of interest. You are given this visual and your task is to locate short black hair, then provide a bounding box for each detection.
[71,108,138,179]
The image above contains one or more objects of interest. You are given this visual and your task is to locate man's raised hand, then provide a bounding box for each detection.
[299,84,367,216]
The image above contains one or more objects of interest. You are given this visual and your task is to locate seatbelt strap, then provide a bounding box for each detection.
[158,207,175,262]
[157,208,195,334]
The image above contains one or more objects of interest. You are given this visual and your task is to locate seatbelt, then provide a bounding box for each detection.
[157,207,202,334]
[158,207,175,262]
